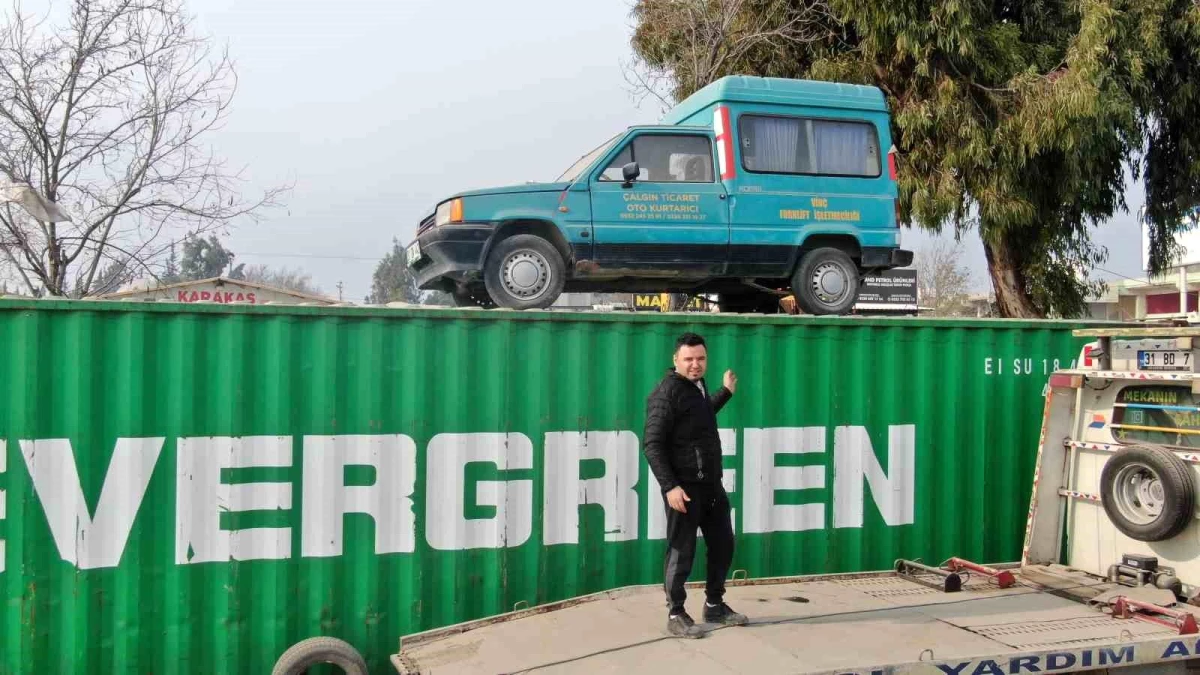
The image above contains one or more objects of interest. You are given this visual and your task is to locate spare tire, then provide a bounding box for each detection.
[272,636,368,675]
[1100,444,1195,542]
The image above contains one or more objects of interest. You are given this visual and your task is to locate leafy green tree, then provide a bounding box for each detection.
[163,242,180,285]
[179,234,243,280]
[629,0,1200,317]
[368,238,449,305]
[89,258,134,295]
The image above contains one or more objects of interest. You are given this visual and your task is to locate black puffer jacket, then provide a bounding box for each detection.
[643,369,732,492]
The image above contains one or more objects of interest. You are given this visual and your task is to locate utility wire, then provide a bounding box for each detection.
[235,251,386,262]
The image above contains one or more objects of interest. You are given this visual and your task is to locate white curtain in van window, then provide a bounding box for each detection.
[747,117,801,173]
[813,120,878,176]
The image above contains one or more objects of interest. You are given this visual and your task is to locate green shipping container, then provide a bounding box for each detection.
[0,299,1101,673]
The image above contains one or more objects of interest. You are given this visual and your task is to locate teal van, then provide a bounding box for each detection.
[406,75,912,314]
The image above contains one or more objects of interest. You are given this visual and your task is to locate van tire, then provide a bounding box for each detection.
[272,636,368,675]
[483,234,566,310]
[1100,444,1195,542]
[791,247,859,315]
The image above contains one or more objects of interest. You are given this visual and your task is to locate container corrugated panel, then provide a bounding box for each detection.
[0,299,1102,673]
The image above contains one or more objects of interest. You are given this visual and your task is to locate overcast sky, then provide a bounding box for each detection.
[165,0,1149,300]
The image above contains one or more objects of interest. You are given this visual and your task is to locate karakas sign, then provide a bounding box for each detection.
[0,424,914,571]
[176,289,258,304]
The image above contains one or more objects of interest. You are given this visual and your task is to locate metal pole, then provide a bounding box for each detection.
[1181,265,1188,316]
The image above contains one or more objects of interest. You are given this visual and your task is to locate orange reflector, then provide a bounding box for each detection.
[450,198,464,223]
[1048,374,1082,389]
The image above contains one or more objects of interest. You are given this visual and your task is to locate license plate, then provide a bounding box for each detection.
[405,241,421,266]
[1138,349,1192,371]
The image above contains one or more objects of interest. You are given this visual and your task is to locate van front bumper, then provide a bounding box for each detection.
[861,247,913,269]
[408,224,493,291]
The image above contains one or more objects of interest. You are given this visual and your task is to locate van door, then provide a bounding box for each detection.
[588,131,729,276]
[724,111,890,278]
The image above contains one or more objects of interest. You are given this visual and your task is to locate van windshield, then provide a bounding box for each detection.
[556,132,622,182]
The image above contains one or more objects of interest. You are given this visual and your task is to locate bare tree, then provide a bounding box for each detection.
[626,0,840,111]
[915,239,975,316]
[0,0,288,297]
[238,263,324,296]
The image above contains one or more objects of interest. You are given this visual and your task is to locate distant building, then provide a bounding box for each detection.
[1082,204,1200,321]
[99,276,340,306]
[1083,273,1200,321]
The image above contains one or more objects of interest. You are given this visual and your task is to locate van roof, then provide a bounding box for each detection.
[660,75,888,125]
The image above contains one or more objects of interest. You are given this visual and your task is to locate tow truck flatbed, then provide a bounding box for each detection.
[384,328,1200,675]
[390,565,1200,674]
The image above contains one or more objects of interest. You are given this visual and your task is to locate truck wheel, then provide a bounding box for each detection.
[483,234,566,310]
[791,248,859,315]
[271,636,368,675]
[1100,445,1195,542]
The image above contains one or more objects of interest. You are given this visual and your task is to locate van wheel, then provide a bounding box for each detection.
[483,234,566,310]
[1100,445,1195,542]
[272,637,368,675]
[791,248,859,315]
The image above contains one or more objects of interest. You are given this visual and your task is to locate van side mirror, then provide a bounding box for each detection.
[622,162,640,187]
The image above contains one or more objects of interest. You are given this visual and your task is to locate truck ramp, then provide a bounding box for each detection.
[391,567,1200,674]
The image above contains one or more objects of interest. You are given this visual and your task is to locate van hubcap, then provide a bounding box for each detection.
[1113,462,1164,525]
[811,262,849,305]
[502,251,551,300]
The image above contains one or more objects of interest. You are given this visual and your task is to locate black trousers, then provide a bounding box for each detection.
[662,482,734,615]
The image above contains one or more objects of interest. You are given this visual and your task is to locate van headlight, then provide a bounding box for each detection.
[435,198,464,226]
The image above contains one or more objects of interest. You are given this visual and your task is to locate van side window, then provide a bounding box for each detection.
[738,114,881,178]
[1112,385,1200,448]
[599,134,714,183]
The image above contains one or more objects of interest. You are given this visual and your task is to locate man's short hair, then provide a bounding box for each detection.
[675,332,706,353]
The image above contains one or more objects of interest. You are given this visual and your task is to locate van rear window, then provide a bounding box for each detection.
[1112,385,1200,449]
[738,114,881,178]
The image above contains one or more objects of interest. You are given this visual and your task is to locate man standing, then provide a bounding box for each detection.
[643,332,748,638]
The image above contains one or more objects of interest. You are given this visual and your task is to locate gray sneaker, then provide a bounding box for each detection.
[703,602,748,626]
[667,611,705,638]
